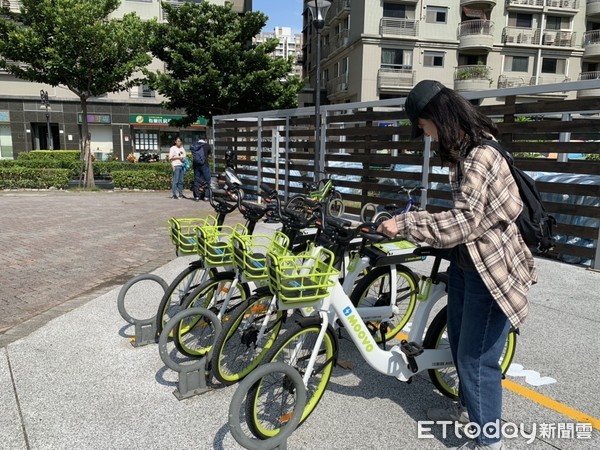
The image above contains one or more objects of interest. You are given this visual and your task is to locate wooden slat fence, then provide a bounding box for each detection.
[213,82,600,268]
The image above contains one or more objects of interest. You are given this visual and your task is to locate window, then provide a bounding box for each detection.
[504,56,529,72]
[426,7,447,24]
[424,51,444,68]
[383,3,406,19]
[509,13,533,29]
[542,58,566,74]
[381,48,413,69]
[546,16,568,31]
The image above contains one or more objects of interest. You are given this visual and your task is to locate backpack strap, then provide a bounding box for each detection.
[481,139,514,166]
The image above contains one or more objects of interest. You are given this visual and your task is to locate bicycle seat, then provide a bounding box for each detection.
[412,247,452,260]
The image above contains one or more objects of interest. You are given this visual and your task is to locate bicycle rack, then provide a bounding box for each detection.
[158,307,222,400]
[228,362,307,450]
[117,273,169,347]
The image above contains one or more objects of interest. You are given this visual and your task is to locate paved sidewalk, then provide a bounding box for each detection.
[1,191,599,449]
[0,190,241,344]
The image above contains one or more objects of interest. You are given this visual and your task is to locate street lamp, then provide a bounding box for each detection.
[40,90,53,150]
[307,0,331,182]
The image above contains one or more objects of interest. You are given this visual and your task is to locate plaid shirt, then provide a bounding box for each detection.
[395,143,537,328]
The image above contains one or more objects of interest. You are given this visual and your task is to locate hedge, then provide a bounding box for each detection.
[0,167,71,189]
[112,169,194,190]
[17,150,81,162]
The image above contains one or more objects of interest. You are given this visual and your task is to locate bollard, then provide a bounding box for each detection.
[117,273,169,347]
[158,307,222,400]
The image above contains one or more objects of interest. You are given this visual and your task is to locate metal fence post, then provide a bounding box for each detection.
[257,116,262,194]
[557,113,571,162]
[420,136,432,208]
[285,116,290,202]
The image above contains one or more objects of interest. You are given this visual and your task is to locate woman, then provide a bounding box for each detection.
[168,137,186,199]
[378,80,537,450]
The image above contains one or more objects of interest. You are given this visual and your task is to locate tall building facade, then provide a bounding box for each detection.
[0,0,252,161]
[254,27,304,78]
[302,0,598,106]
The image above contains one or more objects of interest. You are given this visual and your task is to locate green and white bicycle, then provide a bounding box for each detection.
[228,236,517,445]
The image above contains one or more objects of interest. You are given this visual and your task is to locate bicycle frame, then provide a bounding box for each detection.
[294,265,451,385]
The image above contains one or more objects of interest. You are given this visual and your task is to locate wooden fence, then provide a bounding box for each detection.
[212,80,600,268]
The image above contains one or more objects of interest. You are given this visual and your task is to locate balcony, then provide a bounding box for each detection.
[460,0,496,7]
[458,20,494,52]
[541,30,577,47]
[545,0,579,13]
[327,29,349,57]
[327,74,349,99]
[330,0,351,21]
[588,0,600,18]
[505,0,544,10]
[577,71,600,97]
[454,65,493,91]
[503,27,540,45]
[583,30,600,60]
[377,68,415,91]
[380,18,419,39]
[498,74,570,89]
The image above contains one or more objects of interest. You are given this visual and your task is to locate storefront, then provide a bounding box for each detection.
[0,111,13,159]
[78,113,113,161]
[129,114,207,161]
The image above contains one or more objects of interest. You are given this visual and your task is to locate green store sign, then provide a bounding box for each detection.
[129,114,207,126]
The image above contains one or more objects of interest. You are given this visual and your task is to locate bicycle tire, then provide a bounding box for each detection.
[285,195,307,215]
[423,305,517,400]
[247,322,337,439]
[229,362,306,450]
[350,265,418,343]
[155,264,217,337]
[174,272,250,357]
[371,211,393,225]
[211,287,284,385]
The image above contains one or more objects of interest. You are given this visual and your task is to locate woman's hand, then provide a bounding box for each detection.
[377,217,399,238]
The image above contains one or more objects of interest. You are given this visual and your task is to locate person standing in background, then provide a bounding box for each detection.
[191,138,212,201]
[169,137,186,199]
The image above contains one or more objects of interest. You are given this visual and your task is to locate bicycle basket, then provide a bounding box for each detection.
[196,223,247,265]
[168,215,217,255]
[266,246,339,307]
[232,231,290,281]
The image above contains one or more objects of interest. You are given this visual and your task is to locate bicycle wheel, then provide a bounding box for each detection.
[247,323,337,439]
[155,264,217,337]
[350,265,418,343]
[174,272,250,357]
[371,211,393,225]
[423,305,517,400]
[285,195,307,215]
[211,287,284,385]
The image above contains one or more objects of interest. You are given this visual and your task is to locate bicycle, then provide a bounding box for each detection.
[171,181,327,358]
[210,215,420,386]
[360,185,423,224]
[286,171,345,218]
[228,236,518,443]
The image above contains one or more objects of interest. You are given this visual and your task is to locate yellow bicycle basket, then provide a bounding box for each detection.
[168,215,217,255]
[196,222,247,265]
[232,231,290,281]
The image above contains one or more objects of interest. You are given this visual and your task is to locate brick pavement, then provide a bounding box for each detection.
[0,190,243,344]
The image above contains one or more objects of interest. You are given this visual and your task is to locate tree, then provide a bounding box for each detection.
[147,1,304,126]
[0,0,153,187]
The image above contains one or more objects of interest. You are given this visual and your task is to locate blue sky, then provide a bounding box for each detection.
[253,0,304,34]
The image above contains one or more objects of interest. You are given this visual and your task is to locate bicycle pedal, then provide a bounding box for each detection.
[399,340,424,358]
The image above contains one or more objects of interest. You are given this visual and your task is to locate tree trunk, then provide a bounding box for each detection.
[79,97,95,188]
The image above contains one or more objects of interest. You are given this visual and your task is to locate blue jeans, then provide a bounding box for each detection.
[172,166,184,197]
[447,258,510,446]
[193,164,211,199]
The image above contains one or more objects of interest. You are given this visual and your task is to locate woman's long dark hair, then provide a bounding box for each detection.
[419,87,497,165]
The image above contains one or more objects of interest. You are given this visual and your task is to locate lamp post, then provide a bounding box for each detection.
[40,90,53,150]
[307,0,331,182]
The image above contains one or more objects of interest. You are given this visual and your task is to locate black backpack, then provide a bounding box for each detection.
[482,139,556,253]
[191,141,210,165]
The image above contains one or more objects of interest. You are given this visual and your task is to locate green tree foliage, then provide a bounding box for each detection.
[0,0,153,187]
[147,2,304,125]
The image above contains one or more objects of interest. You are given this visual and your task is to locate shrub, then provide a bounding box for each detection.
[0,167,70,189]
[17,150,80,162]
[112,168,193,190]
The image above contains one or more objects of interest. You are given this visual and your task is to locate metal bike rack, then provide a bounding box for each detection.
[228,362,307,450]
[117,273,169,347]
[158,307,222,400]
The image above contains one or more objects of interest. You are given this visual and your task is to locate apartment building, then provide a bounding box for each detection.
[254,27,304,78]
[0,0,251,161]
[302,0,599,106]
